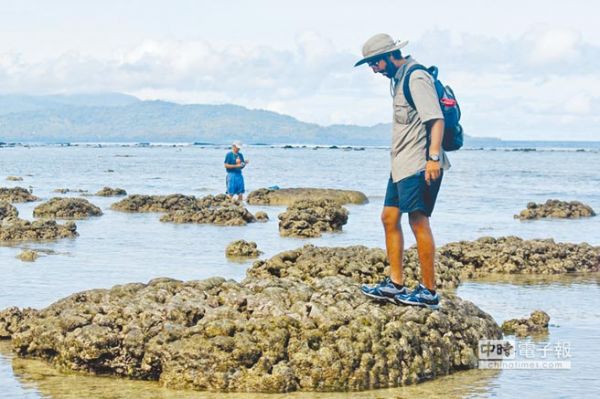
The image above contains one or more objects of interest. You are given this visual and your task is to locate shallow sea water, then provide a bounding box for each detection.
[0,144,599,398]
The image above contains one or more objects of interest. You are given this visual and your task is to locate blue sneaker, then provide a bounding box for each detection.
[361,277,408,303]
[395,284,440,310]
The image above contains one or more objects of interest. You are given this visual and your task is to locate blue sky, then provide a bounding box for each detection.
[0,0,598,140]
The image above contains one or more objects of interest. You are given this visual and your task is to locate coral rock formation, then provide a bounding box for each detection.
[248,188,368,206]
[0,187,38,203]
[278,199,348,238]
[515,200,596,220]
[95,187,127,197]
[33,198,103,219]
[501,310,550,337]
[226,240,262,258]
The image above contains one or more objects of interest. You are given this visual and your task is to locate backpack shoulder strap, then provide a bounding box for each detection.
[402,64,431,109]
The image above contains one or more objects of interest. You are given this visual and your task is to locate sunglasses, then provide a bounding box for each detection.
[367,58,384,68]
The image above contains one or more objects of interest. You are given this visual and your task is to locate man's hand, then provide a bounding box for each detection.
[425,160,441,185]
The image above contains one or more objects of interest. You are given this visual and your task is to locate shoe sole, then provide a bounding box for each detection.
[361,290,397,304]
[395,297,440,310]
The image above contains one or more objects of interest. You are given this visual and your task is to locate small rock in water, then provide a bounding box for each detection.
[33,198,103,219]
[53,188,88,194]
[95,187,127,197]
[501,310,550,337]
[278,199,348,237]
[226,240,262,258]
[0,219,78,242]
[112,194,202,213]
[6,176,23,181]
[254,211,269,222]
[247,187,368,206]
[17,250,39,262]
[0,187,38,203]
[515,199,596,220]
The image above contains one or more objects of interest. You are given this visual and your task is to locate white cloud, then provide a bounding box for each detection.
[564,94,592,115]
[524,28,582,65]
[1,27,600,140]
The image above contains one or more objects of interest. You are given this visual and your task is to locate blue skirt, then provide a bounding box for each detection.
[226,173,245,195]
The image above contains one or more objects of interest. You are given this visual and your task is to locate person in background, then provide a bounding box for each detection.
[355,34,450,310]
[224,141,248,201]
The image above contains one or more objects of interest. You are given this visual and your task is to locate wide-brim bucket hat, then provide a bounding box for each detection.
[354,33,408,67]
[232,140,243,149]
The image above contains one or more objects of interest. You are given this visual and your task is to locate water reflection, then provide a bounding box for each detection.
[468,273,600,287]
[1,341,499,399]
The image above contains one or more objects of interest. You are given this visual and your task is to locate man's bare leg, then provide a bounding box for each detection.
[408,211,436,291]
[381,206,404,285]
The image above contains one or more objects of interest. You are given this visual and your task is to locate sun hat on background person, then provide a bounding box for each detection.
[354,33,408,67]
[232,140,242,150]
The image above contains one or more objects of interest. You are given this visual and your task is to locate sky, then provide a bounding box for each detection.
[0,0,598,140]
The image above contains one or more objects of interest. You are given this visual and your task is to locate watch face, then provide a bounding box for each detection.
[430,154,440,161]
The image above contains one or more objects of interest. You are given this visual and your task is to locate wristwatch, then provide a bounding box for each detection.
[428,153,440,162]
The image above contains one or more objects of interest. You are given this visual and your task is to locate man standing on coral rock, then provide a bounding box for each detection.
[355,34,450,309]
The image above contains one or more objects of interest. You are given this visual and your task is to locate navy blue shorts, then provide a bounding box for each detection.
[384,171,443,216]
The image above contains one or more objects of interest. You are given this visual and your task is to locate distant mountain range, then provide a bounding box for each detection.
[0,93,499,145]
